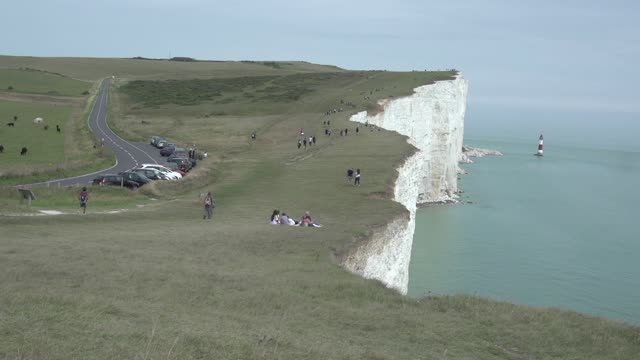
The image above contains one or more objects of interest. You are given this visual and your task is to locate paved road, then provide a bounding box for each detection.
[28,79,160,187]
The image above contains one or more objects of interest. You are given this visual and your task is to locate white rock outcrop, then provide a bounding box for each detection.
[459,145,503,164]
[342,74,468,294]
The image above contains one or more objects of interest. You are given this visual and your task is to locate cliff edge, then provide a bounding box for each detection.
[342,74,468,294]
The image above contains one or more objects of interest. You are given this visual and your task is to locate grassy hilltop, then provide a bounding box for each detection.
[1,56,639,359]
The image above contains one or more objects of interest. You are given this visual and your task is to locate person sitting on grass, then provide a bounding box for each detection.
[279,212,290,225]
[270,209,280,224]
[300,211,323,227]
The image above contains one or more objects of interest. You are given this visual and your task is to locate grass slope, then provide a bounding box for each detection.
[0,58,639,359]
[0,68,91,96]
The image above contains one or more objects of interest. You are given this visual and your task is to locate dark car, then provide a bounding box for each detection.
[131,168,167,181]
[92,174,140,189]
[166,157,192,172]
[119,171,152,186]
[166,153,187,161]
[160,145,176,157]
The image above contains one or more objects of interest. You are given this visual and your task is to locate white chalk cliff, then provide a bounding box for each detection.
[342,74,468,294]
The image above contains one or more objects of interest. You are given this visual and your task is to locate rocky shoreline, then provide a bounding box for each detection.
[459,145,503,164]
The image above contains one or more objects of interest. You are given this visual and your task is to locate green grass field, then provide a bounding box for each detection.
[0,68,91,96]
[0,72,116,183]
[1,57,639,359]
[0,100,71,169]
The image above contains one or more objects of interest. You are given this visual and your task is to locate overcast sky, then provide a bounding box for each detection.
[3,0,639,114]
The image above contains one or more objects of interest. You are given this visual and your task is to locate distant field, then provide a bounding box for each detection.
[119,71,455,108]
[112,70,456,142]
[0,68,91,96]
[0,100,71,171]
[0,56,343,82]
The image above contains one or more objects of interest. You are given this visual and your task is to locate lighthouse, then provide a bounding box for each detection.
[535,134,544,156]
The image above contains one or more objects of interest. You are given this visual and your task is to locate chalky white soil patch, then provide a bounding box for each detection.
[39,210,65,215]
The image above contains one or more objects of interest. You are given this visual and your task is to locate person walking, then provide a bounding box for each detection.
[347,168,354,183]
[297,139,302,149]
[79,187,89,214]
[203,192,214,220]
[303,138,307,149]
[354,169,361,186]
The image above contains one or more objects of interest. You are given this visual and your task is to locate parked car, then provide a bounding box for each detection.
[167,149,188,162]
[150,136,164,147]
[160,145,176,157]
[119,171,151,186]
[156,139,168,149]
[165,164,186,177]
[139,164,182,179]
[168,153,196,168]
[131,168,167,181]
[92,174,140,189]
[166,157,192,172]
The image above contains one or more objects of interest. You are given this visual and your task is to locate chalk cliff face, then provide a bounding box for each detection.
[343,74,468,294]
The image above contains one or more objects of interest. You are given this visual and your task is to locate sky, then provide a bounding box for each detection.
[2,0,639,114]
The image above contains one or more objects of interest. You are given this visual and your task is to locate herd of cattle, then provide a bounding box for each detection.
[2,118,62,156]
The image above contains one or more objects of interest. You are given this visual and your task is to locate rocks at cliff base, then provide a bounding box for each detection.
[459,145,503,164]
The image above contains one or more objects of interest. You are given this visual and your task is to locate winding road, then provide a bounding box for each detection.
[29,79,161,187]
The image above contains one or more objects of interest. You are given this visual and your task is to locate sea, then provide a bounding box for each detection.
[408,104,640,324]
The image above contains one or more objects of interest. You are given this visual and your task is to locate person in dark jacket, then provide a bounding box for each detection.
[79,187,89,214]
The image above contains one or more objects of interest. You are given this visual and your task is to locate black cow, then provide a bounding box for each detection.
[20,147,27,156]
[56,125,61,132]
[0,144,4,153]
[7,122,14,127]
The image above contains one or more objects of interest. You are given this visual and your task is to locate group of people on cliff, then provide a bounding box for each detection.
[270,210,322,227]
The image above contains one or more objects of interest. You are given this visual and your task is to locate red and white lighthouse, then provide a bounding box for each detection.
[535,134,544,156]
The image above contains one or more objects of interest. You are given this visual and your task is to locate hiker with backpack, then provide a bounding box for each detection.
[79,187,89,214]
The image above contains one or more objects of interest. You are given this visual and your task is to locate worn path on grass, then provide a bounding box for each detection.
[24,79,159,187]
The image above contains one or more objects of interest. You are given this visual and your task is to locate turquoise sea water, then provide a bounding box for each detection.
[408,106,640,324]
